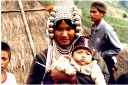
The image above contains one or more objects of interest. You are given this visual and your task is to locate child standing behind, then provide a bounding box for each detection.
[1,42,17,85]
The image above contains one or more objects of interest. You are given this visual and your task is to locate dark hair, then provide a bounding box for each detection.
[53,19,77,30]
[72,38,93,54]
[91,1,107,13]
[1,42,11,61]
[72,45,92,54]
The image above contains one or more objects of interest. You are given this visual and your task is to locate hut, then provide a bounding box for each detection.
[1,0,49,83]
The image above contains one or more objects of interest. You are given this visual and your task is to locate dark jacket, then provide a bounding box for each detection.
[26,36,110,84]
[91,19,121,58]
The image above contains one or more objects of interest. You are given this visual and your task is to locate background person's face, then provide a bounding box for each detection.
[54,20,75,47]
[72,49,92,66]
[90,7,104,22]
[1,51,9,72]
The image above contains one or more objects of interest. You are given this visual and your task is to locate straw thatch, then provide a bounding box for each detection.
[1,0,128,84]
[1,0,49,83]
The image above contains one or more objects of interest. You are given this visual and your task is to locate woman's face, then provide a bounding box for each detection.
[54,20,75,47]
[1,50,10,72]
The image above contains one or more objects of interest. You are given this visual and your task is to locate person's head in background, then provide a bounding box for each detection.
[90,1,107,25]
[1,42,11,72]
[72,44,93,66]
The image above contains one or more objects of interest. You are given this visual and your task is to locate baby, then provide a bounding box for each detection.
[51,44,106,85]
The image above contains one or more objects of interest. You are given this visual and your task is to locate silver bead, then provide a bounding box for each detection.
[48,22,54,27]
[74,15,80,21]
[51,11,56,16]
[51,11,55,15]
[75,33,80,37]
[73,11,78,16]
[49,33,54,38]
[48,28,53,33]
[76,26,81,31]
[49,16,56,22]
[75,21,81,26]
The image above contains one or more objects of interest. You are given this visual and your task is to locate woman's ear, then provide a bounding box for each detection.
[46,5,54,12]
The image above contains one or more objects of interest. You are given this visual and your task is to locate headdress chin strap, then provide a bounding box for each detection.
[46,0,82,39]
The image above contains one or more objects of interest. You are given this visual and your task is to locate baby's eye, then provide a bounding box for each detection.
[87,53,90,55]
[76,51,82,54]
[85,52,91,55]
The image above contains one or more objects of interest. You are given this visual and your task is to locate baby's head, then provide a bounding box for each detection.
[72,45,93,66]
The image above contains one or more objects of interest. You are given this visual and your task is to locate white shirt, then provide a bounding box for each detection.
[1,72,17,85]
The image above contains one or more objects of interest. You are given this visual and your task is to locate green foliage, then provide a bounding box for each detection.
[75,0,92,28]
[122,13,127,18]
[82,9,92,28]
[43,0,55,5]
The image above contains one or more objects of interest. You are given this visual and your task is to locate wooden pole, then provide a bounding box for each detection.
[18,0,36,58]
[1,8,47,13]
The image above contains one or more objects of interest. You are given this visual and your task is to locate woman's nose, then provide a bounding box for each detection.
[62,31,68,37]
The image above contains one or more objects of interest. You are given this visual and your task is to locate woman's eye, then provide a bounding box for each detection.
[56,27,63,31]
[67,27,72,31]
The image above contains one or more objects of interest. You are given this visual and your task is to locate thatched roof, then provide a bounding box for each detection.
[1,0,49,83]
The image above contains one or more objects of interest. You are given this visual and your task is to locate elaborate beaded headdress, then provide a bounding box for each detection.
[47,0,82,38]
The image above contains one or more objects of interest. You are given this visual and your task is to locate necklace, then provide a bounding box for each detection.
[54,36,80,55]
[56,43,74,54]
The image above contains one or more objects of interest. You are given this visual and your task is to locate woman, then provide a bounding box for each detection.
[26,0,109,84]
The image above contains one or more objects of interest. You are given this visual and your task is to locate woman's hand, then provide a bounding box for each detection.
[50,69,77,84]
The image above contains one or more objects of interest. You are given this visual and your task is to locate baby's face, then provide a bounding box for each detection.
[72,49,92,66]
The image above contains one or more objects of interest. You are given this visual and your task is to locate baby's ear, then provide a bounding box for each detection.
[46,5,54,12]
[92,48,97,55]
